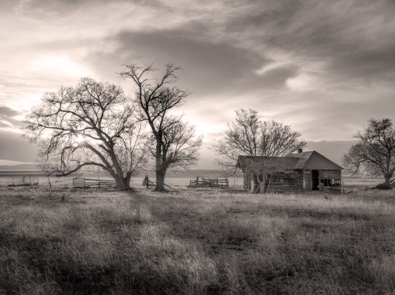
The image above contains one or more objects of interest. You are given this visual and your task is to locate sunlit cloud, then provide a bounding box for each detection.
[29,55,91,78]
[286,73,320,92]
[0,127,24,134]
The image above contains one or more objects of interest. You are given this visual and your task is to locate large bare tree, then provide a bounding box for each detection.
[343,118,395,187]
[120,64,202,191]
[213,109,307,172]
[24,77,148,190]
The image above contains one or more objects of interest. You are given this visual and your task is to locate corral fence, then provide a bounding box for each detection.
[142,175,178,191]
[8,176,39,186]
[188,176,229,188]
[73,178,116,189]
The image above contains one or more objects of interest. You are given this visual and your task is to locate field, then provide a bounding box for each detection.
[1,184,395,294]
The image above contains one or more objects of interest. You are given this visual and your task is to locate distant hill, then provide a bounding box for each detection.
[0,163,40,171]
[0,164,240,178]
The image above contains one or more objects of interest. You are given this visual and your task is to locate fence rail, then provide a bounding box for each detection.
[189,177,229,188]
[73,178,116,189]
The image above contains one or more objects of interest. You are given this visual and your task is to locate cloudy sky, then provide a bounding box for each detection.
[1,0,395,167]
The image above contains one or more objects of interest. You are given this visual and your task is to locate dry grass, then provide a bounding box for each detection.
[1,186,395,294]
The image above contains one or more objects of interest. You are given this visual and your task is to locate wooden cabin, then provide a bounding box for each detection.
[236,150,343,192]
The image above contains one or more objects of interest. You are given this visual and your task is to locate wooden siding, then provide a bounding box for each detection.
[295,169,304,190]
[303,169,312,190]
[320,169,341,179]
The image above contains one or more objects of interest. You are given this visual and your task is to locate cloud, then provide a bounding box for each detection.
[0,106,19,117]
[0,106,24,130]
[286,72,320,92]
[0,129,38,162]
[219,0,395,90]
[326,44,395,85]
[111,28,266,95]
[104,25,301,101]
[13,0,108,18]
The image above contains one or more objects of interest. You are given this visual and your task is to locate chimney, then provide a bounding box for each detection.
[298,148,303,154]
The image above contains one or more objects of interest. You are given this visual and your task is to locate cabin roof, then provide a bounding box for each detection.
[287,151,315,169]
[236,156,300,173]
[236,151,343,172]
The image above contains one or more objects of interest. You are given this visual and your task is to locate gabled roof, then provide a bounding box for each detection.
[236,156,300,173]
[237,151,343,172]
[287,151,314,169]
[290,151,343,170]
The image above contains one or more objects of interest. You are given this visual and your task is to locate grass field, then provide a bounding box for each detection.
[1,186,395,294]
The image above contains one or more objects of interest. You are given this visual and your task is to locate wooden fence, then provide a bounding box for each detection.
[188,177,229,188]
[72,178,116,189]
[142,176,178,191]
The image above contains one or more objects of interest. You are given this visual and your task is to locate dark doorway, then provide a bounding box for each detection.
[312,170,320,190]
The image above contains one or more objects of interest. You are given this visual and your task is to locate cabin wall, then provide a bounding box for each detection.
[320,169,341,180]
[320,169,342,190]
[243,170,342,192]
[294,170,304,190]
[244,169,306,192]
[303,169,312,190]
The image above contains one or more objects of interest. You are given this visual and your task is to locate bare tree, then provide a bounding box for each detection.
[343,118,395,187]
[213,109,307,172]
[24,77,148,190]
[120,64,202,191]
[260,120,306,156]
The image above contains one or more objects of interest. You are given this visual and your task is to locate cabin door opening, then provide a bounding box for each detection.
[312,170,320,190]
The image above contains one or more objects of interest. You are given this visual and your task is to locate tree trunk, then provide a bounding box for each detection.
[47,176,52,189]
[252,173,259,192]
[243,173,248,190]
[115,174,131,190]
[259,182,265,193]
[153,140,168,192]
[155,170,166,191]
[259,176,266,194]
[384,174,392,187]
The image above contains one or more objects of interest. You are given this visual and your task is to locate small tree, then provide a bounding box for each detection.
[213,109,307,172]
[343,118,395,187]
[120,64,202,191]
[24,77,148,190]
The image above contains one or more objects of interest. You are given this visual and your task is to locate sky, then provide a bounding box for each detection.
[1,0,395,168]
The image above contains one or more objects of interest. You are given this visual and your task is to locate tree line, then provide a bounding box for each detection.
[24,63,395,190]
